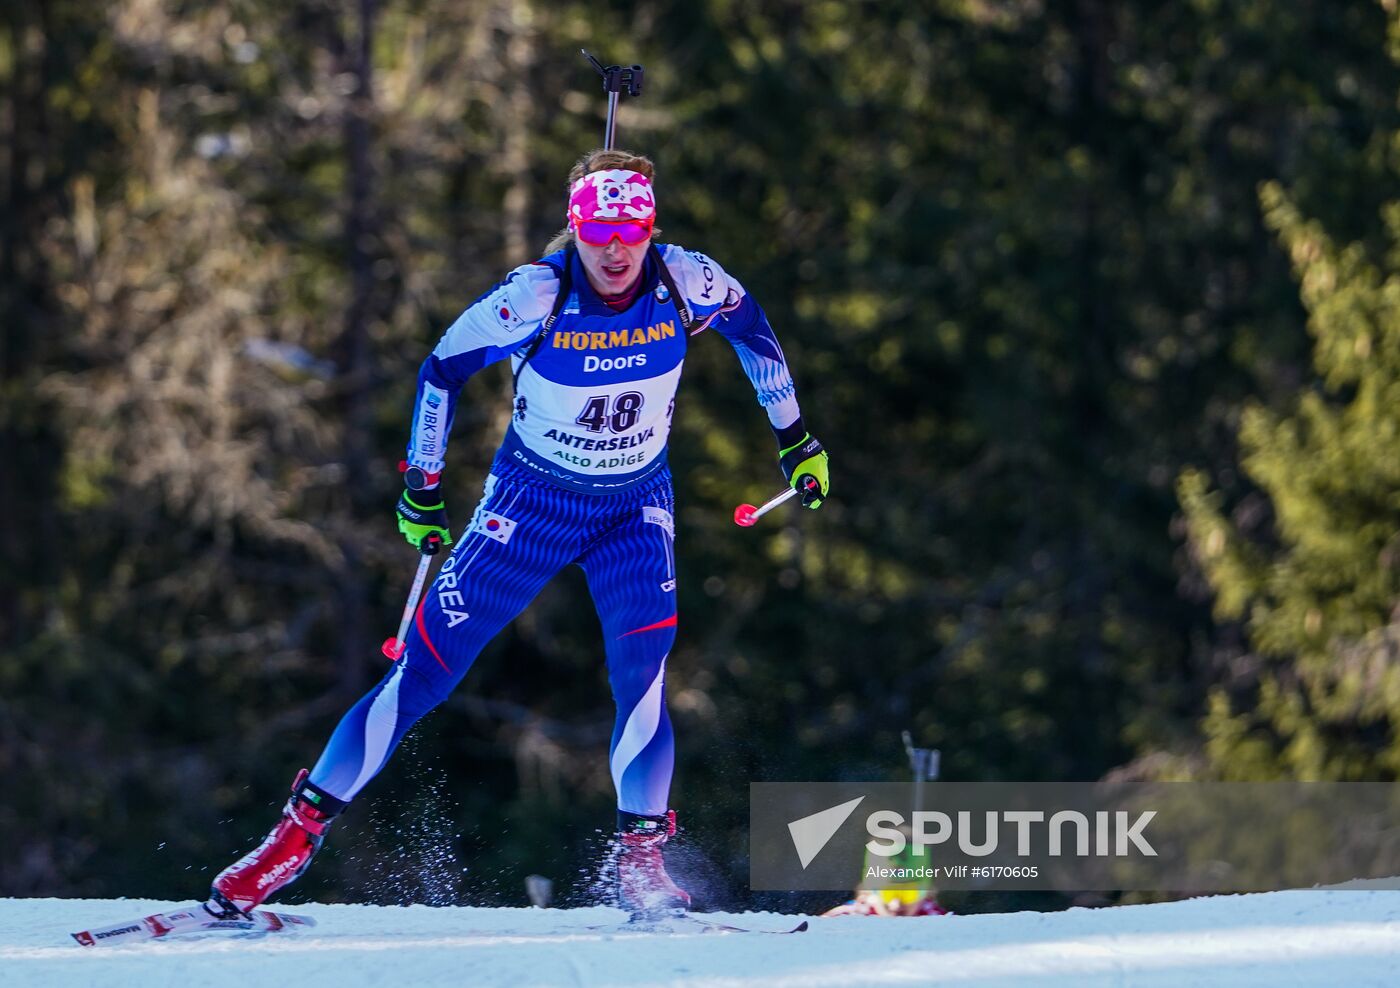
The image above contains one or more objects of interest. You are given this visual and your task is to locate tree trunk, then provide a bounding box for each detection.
[335,0,379,701]
[0,6,59,649]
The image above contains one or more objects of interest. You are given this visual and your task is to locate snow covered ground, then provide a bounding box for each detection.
[4,889,1400,987]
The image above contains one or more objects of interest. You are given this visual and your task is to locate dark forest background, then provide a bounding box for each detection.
[3,0,1400,914]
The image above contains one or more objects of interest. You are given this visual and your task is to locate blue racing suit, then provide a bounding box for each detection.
[309,244,804,816]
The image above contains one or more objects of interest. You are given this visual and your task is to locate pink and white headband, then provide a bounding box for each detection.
[567,169,656,225]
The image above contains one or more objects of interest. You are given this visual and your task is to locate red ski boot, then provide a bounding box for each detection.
[205,769,345,918]
[616,810,692,917]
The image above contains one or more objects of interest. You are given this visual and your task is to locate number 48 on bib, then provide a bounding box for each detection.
[576,392,644,434]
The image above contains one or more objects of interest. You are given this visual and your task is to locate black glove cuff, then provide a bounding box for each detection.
[397,490,446,522]
[774,417,808,451]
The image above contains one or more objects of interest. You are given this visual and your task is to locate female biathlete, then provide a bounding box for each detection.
[204,149,830,918]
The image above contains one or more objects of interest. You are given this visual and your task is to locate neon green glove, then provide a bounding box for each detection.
[395,488,453,553]
[778,432,830,509]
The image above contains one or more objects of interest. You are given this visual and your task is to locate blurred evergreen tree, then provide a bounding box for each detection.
[0,0,120,895]
[1178,5,1400,780]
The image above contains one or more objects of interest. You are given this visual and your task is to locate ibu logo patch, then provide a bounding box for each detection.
[476,510,518,544]
[642,505,674,539]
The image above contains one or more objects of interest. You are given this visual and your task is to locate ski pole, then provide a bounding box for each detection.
[381,534,442,660]
[733,477,820,527]
[902,730,941,817]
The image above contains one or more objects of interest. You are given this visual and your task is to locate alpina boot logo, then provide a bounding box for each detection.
[256,855,301,890]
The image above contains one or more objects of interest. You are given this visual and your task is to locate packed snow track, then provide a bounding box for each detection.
[4,889,1400,986]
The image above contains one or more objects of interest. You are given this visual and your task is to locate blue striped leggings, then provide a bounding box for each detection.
[309,467,679,816]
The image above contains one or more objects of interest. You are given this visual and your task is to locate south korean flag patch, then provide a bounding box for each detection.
[475,510,517,544]
[492,291,524,332]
